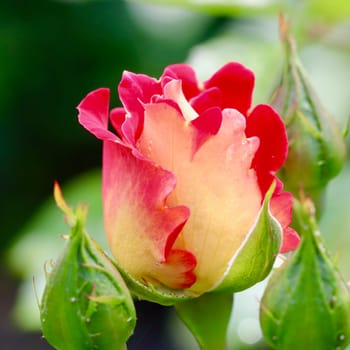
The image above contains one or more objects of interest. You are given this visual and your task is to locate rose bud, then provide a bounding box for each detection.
[260,198,350,350]
[271,16,346,206]
[40,183,136,350]
[77,62,300,301]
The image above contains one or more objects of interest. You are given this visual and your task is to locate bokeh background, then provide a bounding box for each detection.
[1,0,350,349]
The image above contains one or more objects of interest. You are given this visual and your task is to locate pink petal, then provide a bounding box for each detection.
[118,71,161,141]
[162,64,201,100]
[204,62,254,115]
[102,140,196,289]
[279,227,300,253]
[156,249,197,289]
[77,88,120,143]
[270,191,293,229]
[270,187,300,253]
[110,107,126,138]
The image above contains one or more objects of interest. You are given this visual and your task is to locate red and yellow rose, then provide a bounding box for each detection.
[78,62,299,297]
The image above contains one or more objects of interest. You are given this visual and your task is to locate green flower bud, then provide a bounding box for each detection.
[260,198,350,350]
[271,16,346,206]
[40,183,136,350]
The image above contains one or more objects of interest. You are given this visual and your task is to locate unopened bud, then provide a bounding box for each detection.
[40,183,136,350]
[260,198,350,349]
[271,15,346,206]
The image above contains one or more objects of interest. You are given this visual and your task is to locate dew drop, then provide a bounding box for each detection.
[70,297,77,303]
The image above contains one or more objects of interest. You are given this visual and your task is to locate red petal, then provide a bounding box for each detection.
[190,87,222,114]
[246,104,288,195]
[191,107,222,154]
[162,64,201,100]
[102,140,196,289]
[77,88,121,143]
[204,62,254,115]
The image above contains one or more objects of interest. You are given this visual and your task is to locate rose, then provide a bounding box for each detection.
[78,62,299,297]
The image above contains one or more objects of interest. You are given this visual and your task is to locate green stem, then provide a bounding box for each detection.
[175,293,233,350]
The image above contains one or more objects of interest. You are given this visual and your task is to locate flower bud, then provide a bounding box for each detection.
[271,16,346,206]
[40,183,136,350]
[260,198,350,350]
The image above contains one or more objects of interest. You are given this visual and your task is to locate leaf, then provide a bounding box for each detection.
[129,0,283,17]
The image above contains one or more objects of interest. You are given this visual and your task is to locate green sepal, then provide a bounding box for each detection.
[260,199,350,350]
[40,185,136,350]
[112,259,195,306]
[175,293,233,350]
[212,182,282,293]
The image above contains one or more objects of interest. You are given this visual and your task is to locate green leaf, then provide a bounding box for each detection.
[129,0,283,17]
[213,183,282,293]
[175,292,233,350]
[129,0,350,22]
[307,0,350,22]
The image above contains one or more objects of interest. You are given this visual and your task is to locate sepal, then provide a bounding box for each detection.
[213,182,282,293]
[111,259,195,305]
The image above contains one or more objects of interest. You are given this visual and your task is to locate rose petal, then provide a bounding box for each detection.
[246,104,288,195]
[162,63,201,100]
[191,107,222,154]
[180,109,262,293]
[270,189,300,253]
[163,80,198,121]
[103,140,195,289]
[110,107,126,138]
[156,249,197,289]
[279,227,300,253]
[190,87,222,114]
[138,103,262,293]
[77,88,120,143]
[204,62,254,115]
[118,71,161,141]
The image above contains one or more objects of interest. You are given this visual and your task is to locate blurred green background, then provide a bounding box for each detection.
[1,0,350,349]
